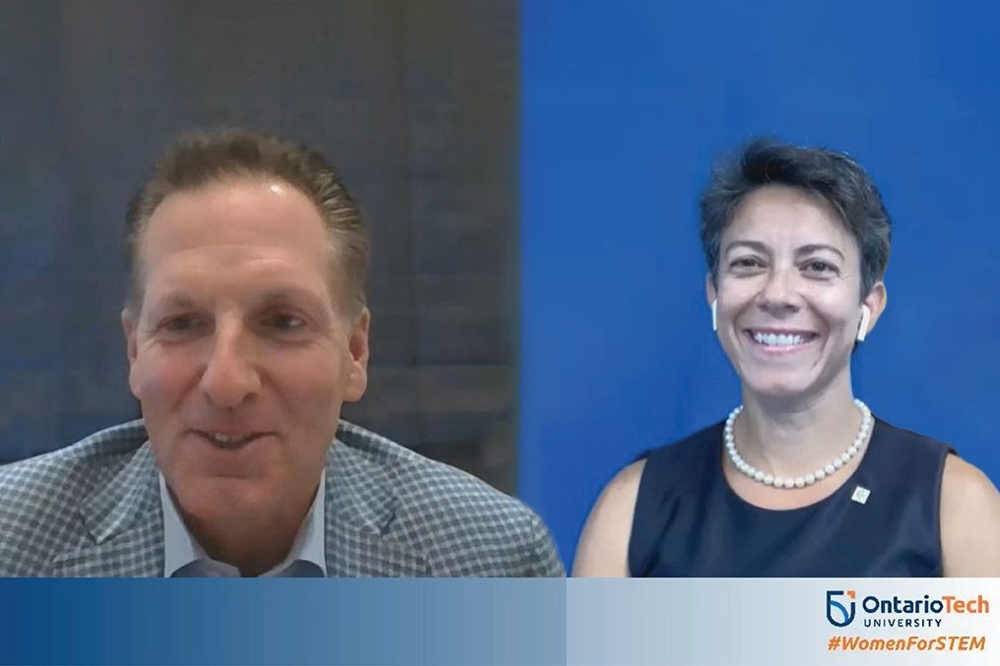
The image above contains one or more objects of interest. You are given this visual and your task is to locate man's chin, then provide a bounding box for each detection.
[172,479,276,520]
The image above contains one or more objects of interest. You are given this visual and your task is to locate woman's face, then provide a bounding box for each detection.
[707,184,885,403]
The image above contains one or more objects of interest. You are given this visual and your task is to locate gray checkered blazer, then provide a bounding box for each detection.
[0,420,565,577]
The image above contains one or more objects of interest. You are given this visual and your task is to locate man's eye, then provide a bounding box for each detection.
[161,315,202,332]
[264,313,305,331]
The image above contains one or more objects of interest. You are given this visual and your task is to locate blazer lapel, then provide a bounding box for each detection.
[51,429,431,577]
[323,440,430,577]
[50,443,164,577]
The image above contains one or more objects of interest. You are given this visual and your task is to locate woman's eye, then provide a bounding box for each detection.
[730,257,763,269]
[804,260,839,275]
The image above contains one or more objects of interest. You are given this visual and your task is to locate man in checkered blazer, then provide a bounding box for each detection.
[0,129,563,578]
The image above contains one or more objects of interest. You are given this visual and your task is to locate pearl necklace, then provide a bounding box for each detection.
[724,399,873,489]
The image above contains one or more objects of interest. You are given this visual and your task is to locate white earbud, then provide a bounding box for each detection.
[711,299,718,332]
[856,305,871,342]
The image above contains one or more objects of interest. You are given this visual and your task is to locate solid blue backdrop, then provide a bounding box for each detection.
[519,0,1000,567]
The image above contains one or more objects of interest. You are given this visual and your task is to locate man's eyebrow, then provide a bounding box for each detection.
[148,293,200,310]
[256,287,329,308]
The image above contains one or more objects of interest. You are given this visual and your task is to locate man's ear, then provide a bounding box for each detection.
[344,307,370,402]
[122,307,140,398]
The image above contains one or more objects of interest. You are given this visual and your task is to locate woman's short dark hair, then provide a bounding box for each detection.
[699,138,892,299]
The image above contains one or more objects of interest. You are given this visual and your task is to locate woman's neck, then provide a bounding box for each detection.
[734,381,865,480]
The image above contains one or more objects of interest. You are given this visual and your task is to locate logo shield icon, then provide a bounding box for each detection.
[827,590,856,627]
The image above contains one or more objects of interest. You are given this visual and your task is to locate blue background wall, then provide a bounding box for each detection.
[519,0,1000,566]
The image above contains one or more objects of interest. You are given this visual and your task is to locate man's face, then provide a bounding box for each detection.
[123,177,369,525]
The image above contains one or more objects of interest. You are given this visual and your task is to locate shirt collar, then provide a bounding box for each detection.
[160,472,327,577]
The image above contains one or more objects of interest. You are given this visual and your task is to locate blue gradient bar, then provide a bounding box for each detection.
[0,580,566,665]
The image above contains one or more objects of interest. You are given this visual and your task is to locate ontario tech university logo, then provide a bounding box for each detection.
[826,589,989,628]
[827,590,857,627]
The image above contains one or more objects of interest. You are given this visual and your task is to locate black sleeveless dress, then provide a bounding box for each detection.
[628,418,950,577]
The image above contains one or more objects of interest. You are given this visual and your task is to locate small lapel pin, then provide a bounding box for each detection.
[851,486,871,505]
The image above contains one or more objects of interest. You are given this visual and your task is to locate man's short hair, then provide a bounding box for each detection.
[125,128,370,314]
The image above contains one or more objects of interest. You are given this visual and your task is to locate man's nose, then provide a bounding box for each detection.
[199,323,261,409]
